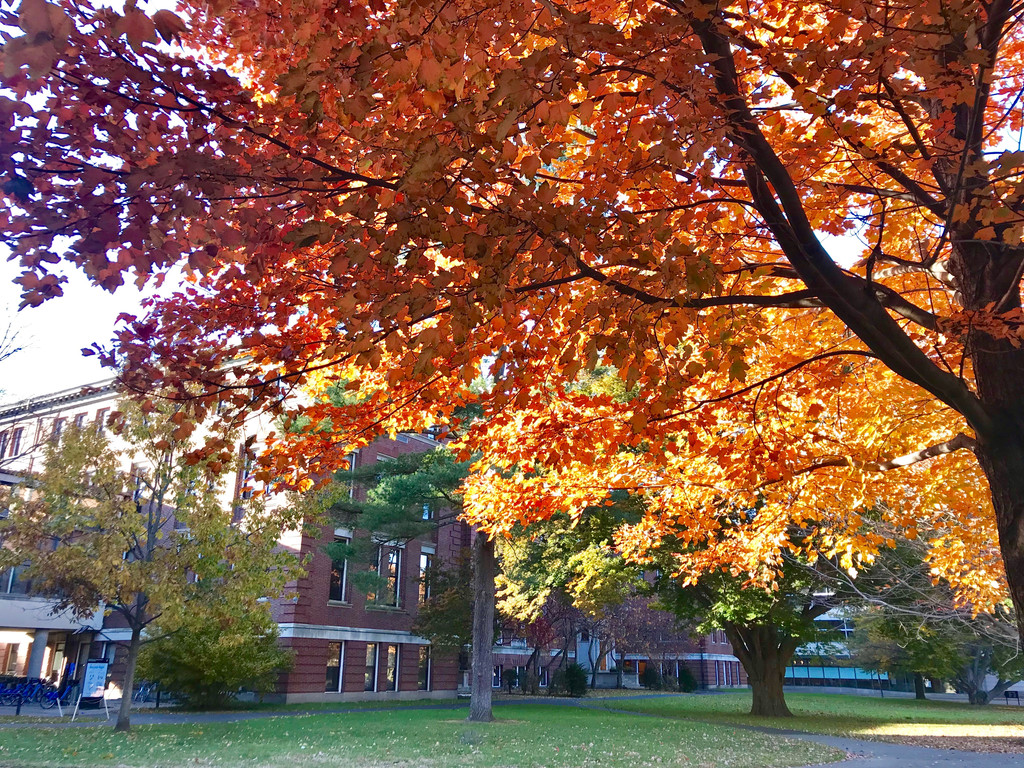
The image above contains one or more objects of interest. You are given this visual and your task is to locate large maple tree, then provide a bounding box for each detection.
[3,0,1023,630]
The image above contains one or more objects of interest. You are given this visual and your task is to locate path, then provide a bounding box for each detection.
[1,694,1021,767]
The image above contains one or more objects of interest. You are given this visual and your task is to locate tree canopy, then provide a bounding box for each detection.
[3,0,1023,630]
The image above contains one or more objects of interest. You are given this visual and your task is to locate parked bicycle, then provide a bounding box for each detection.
[0,677,50,706]
[39,681,78,710]
[133,680,156,703]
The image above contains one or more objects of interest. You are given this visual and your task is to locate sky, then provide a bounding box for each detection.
[0,260,162,403]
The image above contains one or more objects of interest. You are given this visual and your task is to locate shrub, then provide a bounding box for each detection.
[522,671,540,695]
[138,613,292,709]
[549,663,588,697]
[501,668,519,693]
[678,666,698,692]
[639,666,663,689]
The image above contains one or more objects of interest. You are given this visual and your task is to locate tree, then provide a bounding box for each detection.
[5,0,1024,633]
[849,612,963,699]
[0,402,302,732]
[658,558,834,717]
[322,446,497,721]
[137,604,293,709]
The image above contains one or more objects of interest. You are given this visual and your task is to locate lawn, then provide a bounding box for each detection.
[0,703,841,768]
[596,691,1024,753]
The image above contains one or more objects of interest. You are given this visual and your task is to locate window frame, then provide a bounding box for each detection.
[385,644,399,691]
[364,643,379,692]
[328,534,351,604]
[417,646,431,691]
[325,641,345,693]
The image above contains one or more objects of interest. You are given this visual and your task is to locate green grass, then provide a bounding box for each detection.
[0,703,841,768]
[595,692,1024,752]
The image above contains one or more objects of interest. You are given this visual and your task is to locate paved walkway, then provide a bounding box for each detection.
[0,694,1021,767]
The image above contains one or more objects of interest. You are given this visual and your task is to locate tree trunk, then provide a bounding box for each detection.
[114,624,142,733]
[468,533,495,722]
[914,672,926,700]
[947,240,1024,643]
[725,624,794,718]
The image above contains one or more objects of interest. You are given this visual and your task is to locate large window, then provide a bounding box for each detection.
[492,665,502,688]
[418,647,431,691]
[385,644,399,691]
[10,428,23,457]
[325,641,344,692]
[369,544,401,607]
[364,643,378,692]
[328,536,350,603]
[0,432,7,459]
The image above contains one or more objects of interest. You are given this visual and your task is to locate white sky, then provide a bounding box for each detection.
[0,259,157,403]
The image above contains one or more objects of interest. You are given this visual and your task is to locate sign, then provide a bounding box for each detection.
[81,661,108,699]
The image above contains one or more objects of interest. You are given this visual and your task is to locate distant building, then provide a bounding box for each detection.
[0,379,748,701]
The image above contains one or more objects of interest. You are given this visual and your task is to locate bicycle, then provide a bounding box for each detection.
[39,682,78,710]
[133,681,155,703]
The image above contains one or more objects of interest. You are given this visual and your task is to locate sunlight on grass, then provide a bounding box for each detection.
[601,692,1024,752]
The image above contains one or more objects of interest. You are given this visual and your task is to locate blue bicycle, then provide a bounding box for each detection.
[40,681,78,710]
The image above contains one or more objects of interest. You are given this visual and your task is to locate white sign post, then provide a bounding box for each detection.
[72,661,109,721]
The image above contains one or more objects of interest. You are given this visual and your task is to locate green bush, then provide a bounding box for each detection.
[501,668,519,693]
[678,666,698,692]
[138,613,292,709]
[550,663,588,697]
[639,666,663,689]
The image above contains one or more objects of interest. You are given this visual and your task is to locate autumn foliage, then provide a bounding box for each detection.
[3,0,1024,627]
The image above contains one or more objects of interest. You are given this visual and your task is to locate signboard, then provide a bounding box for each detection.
[81,662,108,699]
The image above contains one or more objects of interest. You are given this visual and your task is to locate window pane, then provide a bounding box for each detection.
[418,553,433,603]
[418,647,430,691]
[364,643,377,692]
[386,644,398,691]
[325,642,342,692]
[492,665,501,688]
[329,537,349,602]
[384,548,400,605]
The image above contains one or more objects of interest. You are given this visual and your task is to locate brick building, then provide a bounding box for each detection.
[0,379,748,702]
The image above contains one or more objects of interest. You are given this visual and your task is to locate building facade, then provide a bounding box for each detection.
[0,379,749,702]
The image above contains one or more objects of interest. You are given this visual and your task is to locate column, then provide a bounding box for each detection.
[25,629,49,679]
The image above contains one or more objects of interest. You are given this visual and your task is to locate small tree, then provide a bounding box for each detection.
[138,607,292,709]
[0,400,302,732]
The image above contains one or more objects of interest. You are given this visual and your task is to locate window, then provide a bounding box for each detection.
[0,432,7,459]
[421,502,433,521]
[418,551,433,603]
[396,433,411,443]
[51,418,65,443]
[539,666,549,687]
[492,665,502,688]
[325,642,344,692]
[385,644,399,691]
[238,443,255,500]
[369,544,401,607]
[95,408,108,434]
[418,647,431,691]
[74,413,87,429]
[10,428,23,457]
[364,643,378,692]
[329,537,350,603]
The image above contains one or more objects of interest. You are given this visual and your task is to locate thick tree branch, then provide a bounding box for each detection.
[781,433,978,481]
